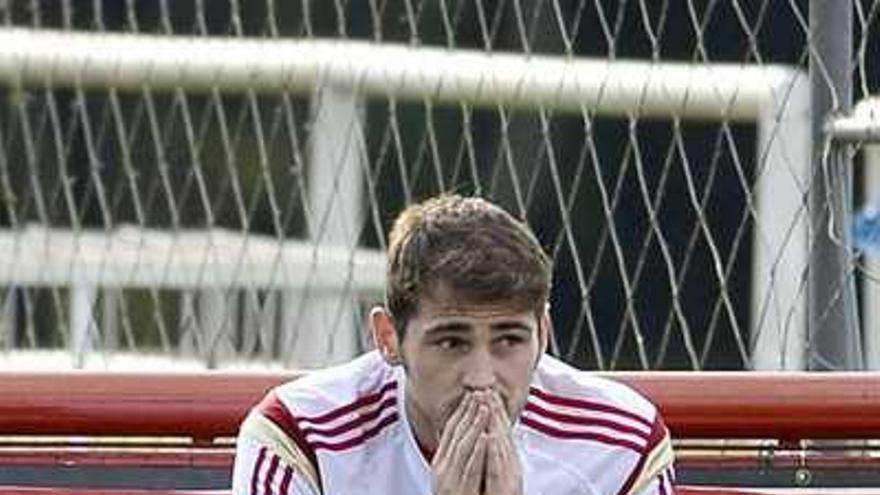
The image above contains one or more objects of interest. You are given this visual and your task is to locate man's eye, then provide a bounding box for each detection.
[435,338,466,351]
[496,335,526,347]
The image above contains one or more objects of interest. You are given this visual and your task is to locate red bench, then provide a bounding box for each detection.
[2,371,879,492]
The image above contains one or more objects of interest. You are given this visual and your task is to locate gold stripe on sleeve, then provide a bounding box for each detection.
[626,432,674,495]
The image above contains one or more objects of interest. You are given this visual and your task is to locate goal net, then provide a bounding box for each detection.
[0,2,877,371]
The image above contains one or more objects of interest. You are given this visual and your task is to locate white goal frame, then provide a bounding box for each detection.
[0,28,809,370]
[832,97,880,369]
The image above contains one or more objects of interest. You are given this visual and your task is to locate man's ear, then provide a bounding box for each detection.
[370,306,401,365]
[538,304,552,357]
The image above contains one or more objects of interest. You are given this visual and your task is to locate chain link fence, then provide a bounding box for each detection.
[0,1,878,371]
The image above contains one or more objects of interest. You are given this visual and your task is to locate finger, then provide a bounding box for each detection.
[485,435,503,490]
[491,392,520,460]
[486,397,519,476]
[486,395,509,439]
[489,435,521,489]
[447,394,480,448]
[434,392,473,462]
[444,392,473,436]
[469,390,494,428]
[439,392,486,468]
[461,432,488,492]
[449,402,490,474]
[488,390,511,426]
[432,400,488,495]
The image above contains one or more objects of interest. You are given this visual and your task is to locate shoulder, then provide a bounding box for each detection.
[256,351,399,449]
[273,350,398,417]
[236,352,400,481]
[521,355,674,495]
[530,354,660,427]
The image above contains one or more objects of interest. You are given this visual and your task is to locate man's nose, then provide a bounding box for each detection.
[462,347,497,390]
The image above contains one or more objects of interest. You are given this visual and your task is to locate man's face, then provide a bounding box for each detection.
[398,288,547,443]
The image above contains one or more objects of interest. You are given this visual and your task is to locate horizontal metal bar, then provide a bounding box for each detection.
[825,97,880,143]
[0,448,232,468]
[2,446,879,472]
[825,117,880,143]
[0,226,384,291]
[0,28,804,121]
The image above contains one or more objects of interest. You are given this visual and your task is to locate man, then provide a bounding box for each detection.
[233,195,675,495]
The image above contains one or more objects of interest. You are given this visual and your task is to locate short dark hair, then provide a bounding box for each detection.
[385,195,552,339]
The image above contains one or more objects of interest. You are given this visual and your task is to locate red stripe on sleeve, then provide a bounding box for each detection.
[279,465,294,494]
[524,401,651,440]
[309,412,399,451]
[298,381,397,424]
[250,446,267,495]
[520,416,643,453]
[530,387,652,427]
[300,395,396,437]
[263,454,280,495]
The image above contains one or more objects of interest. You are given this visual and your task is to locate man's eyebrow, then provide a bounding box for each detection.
[491,321,535,332]
[423,321,473,335]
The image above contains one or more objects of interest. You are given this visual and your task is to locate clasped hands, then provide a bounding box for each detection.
[431,389,523,495]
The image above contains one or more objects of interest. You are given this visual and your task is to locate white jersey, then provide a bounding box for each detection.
[232,351,675,495]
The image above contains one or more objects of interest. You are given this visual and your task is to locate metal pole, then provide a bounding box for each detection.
[70,284,97,368]
[1,288,14,351]
[752,74,810,370]
[828,97,880,369]
[808,0,862,370]
[284,86,364,368]
[863,141,880,369]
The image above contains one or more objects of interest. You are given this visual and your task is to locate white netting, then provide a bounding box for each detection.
[0,1,878,370]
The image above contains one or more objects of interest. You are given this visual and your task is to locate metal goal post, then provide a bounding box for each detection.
[0,28,810,370]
